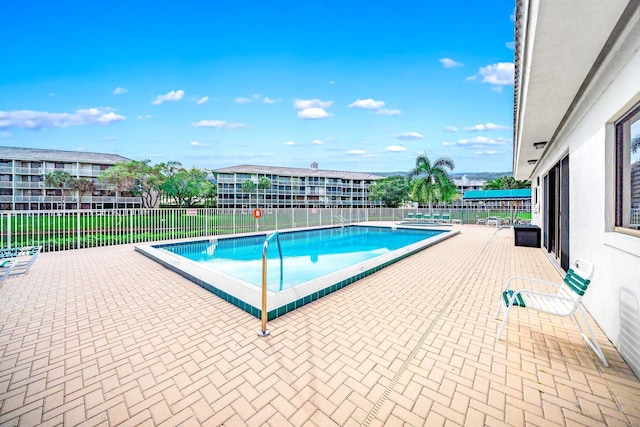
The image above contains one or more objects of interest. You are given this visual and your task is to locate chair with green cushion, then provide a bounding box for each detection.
[406,212,415,221]
[495,258,608,367]
[415,212,423,221]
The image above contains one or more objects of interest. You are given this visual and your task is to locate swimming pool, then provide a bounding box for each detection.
[136,225,458,320]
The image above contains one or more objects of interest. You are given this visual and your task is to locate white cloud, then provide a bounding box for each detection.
[235,97,251,104]
[474,150,498,155]
[375,108,402,116]
[491,86,504,93]
[349,98,385,110]
[386,145,407,152]
[396,131,423,140]
[444,126,458,132]
[0,131,11,138]
[136,114,152,120]
[297,108,330,119]
[329,80,335,85]
[152,90,184,105]
[464,122,510,131]
[284,141,297,146]
[465,75,477,81]
[190,141,207,147]
[196,96,209,105]
[191,120,248,130]
[346,149,366,155]
[113,87,128,95]
[439,58,463,68]
[442,141,455,146]
[478,62,514,86]
[0,108,125,130]
[506,41,515,50]
[293,99,333,110]
[312,139,324,145]
[457,136,510,146]
[263,97,278,104]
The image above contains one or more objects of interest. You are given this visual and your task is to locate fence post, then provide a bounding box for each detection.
[77,210,81,250]
[7,211,11,248]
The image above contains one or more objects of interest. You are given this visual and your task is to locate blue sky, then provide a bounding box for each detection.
[0,0,515,173]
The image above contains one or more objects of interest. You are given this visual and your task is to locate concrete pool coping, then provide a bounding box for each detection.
[135,224,459,320]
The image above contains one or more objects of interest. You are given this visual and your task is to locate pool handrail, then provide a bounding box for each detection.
[259,230,283,336]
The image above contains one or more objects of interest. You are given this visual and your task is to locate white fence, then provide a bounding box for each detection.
[0,207,531,252]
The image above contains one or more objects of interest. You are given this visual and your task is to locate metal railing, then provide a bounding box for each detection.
[0,206,533,252]
[259,231,282,337]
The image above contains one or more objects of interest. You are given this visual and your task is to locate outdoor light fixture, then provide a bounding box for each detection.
[527,159,537,165]
[533,141,548,149]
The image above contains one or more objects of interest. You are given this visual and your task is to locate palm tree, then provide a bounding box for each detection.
[408,154,455,217]
[44,170,72,209]
[70,178,96,208]
[241,179,256,207]
[258,177,272,207]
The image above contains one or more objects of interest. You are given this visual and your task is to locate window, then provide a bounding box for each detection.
[615,102,640,232]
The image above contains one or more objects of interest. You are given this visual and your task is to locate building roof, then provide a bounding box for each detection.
[512,0,631,179]
[0,146,131,164]
[213,164,384,181]
[463,189,532,200]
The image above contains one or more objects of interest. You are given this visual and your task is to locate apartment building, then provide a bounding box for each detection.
[0,146,142,210]
[214,163,383,209]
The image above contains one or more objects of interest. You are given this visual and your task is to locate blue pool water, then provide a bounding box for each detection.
[160,226,444,291]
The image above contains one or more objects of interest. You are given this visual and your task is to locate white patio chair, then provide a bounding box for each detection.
[0,261,15,288]
[495,258,608,367]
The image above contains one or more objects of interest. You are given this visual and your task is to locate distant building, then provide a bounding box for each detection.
[453,175,485,197]
[0,146,142,210]
[462,189,532,211]
[214,163,384,209]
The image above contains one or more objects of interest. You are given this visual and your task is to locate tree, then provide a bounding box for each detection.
[368,176,411,207]
[241,179,256,207]
[44,170,72,209]
[99,164,137,207]
[408,154,455,216]
[160,166,211,207]
[100,160,166,208]
[258,177,272,207]
[482,175,530,190]
[70,178,96,207]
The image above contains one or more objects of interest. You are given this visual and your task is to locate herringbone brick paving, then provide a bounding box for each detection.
[0,224,639,426]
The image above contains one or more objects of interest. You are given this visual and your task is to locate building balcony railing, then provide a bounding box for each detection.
[0,196,13,202]
[0,166,13,173]
[14,182,44,189]
[13,167,44,175]
[0,182,13,189]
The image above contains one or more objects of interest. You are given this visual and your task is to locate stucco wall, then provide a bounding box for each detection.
[530,18,640,376]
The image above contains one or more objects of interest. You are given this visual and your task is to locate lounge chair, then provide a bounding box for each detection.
[1,246,41,276]
[0,261,15,288]
[416,212,423,221]
[433,213,440,222]
[476,215,486,225]
[423,214,431,222]
[495,258,608,366]
[406,212,415,221]
[441,213,451,224]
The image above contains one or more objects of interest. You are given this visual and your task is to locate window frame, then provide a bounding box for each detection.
[614,101,640,236]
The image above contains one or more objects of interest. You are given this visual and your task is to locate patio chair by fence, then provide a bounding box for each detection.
[406,212,415,221]
[0,246,41,276]
[442,213,451,224]
[494,258,608,367]
[0,261,15,288]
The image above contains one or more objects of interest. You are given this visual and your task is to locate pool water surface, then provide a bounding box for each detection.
[136,225,458,320]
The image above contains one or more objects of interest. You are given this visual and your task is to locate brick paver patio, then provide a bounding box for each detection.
[1,224,639,426]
